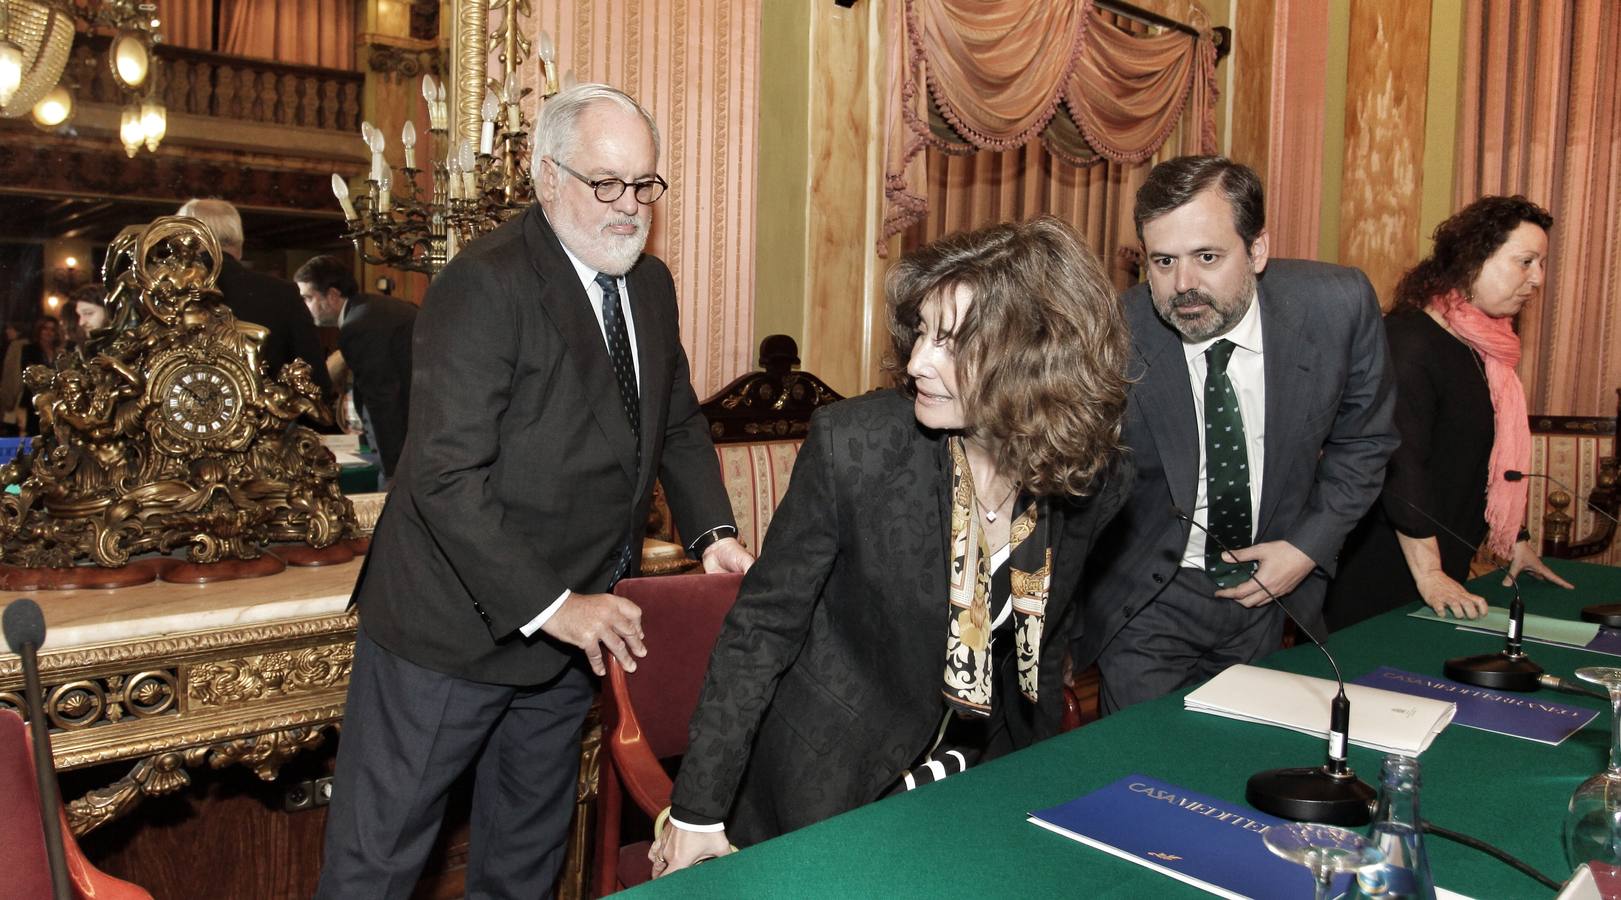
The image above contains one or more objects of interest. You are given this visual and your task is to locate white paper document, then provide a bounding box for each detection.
[1184,664,1456,756]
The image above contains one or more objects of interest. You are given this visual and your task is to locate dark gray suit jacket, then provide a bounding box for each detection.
[338,292,416,477]
[671,389,1132,844]
[216,255,333,396]
[1073,259,1398,666]
[355,205,735,686]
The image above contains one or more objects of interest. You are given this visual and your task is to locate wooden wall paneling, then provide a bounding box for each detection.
[1338,0,1431,308]
[1226,0,1275,182]
[802,0,879,397]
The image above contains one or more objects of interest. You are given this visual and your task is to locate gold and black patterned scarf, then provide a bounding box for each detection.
[943,436,1053,717]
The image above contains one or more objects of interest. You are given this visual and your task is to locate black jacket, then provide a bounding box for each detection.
[216,255,333,396]
[339,292,417,476]
[671,389,1132,844]
[354,205,735,686]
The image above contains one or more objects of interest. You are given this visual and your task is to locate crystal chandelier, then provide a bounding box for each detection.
[0,0,167,153]
[333,0,560,275]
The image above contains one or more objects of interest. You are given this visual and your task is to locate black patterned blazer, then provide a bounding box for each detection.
[670,389,1132,845]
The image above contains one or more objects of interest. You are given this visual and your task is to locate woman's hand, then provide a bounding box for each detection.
[649,822,733,878]
[1508,539,1576,589]
[1414,569,1489,619]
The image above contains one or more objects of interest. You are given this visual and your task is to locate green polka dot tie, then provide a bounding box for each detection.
[1203,339,1255,587]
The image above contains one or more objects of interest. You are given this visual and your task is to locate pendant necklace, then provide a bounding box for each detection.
[976,481,1018,523]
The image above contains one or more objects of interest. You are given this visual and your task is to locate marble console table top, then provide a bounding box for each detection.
[0,559,362,657]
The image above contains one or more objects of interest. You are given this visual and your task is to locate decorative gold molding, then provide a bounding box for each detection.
[188,644,354,707]
[67,751,190,836]
[365,41,443,85]
[64,722,338,835]
[51,702,346,771]
[190,724,332,780]
[0,613,357,680]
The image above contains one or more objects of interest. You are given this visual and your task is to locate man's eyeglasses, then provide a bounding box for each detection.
[552,159,668,205]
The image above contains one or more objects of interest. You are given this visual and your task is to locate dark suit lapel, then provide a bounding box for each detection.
[522,207,639,482]
[1256,281,1315,534]
[625,258,667,494]
[1133,318,1201,516]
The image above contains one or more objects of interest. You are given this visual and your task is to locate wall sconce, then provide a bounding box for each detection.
[118,100,143,156]
[139,93,165,149]
[108,27,149,90]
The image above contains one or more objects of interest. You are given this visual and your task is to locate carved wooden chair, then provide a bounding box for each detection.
[590,572,744,896]
[1539,388,1621,559]
[639,334,845,573]
[0,710,152,900]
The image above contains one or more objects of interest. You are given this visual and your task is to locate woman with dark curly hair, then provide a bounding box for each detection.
[1325,195,1573,631]
[650,216,1134,873]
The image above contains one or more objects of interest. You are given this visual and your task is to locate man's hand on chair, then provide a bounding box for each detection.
[540,593,645,676]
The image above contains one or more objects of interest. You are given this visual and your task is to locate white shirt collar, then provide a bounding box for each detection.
[1182,287,1263,363]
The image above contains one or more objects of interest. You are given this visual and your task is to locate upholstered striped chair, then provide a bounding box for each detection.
[640,335,845,573]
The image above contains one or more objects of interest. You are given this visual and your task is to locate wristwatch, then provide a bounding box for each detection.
[688,524,739,558]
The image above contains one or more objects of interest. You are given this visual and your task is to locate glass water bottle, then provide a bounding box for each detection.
[1352,755,1437,899]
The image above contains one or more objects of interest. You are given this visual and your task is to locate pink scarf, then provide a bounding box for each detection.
[1432,290,1530,557]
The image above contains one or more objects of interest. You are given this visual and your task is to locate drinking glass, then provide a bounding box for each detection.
[1564,666,1621,870]
[1263,821,1377,900]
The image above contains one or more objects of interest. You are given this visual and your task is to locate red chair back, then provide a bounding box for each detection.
[610,572,744,759]
[0,710,55,900]
[0,709,152,900]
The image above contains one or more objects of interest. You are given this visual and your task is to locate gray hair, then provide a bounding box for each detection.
[177,198,245,257]
[530,83,660,186]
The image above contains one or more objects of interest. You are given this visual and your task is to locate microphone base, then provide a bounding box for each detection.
[1246,766,1375,826]
[1443,651,1544,692]
[1582,604,1621,628]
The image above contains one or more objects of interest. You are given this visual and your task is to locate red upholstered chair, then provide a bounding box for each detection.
[0,710,152,900]
[590,572,744,896]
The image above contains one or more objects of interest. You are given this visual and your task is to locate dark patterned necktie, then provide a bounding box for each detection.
[597,272,640,585]
[1203,339,1255,586]
[594,272,641,455]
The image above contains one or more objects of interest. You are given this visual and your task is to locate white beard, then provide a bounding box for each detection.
[555,213,649,276]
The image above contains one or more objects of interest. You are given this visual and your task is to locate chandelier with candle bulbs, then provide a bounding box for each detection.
[333,0,560,275]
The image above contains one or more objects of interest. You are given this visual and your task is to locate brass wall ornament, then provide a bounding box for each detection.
[0,216,359,581]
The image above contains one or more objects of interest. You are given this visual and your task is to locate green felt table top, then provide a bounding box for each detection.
[627,559,1618,898]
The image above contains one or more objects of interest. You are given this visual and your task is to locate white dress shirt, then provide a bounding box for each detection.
[519,233,643,638]
[1179,291,1266,569]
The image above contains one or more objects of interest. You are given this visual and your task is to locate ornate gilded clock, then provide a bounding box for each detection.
[0,216,358,574]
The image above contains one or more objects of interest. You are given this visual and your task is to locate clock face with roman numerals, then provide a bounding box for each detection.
[157,363,243,438]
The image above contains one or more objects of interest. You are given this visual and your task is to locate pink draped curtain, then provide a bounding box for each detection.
[1455,1,1621,417]
[218,0,357,70]
[161,1,215,53]
[885,0,1219,247]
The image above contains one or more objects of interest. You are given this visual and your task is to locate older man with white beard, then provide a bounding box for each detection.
[316,84,751,900]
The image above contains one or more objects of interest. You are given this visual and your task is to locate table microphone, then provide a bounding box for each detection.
[1382,492,1542,692]
[3,599,71,900]
[1504,469,1621,627]
[1172,508,1375,826]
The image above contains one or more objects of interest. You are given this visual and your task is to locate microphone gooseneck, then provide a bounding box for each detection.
[1171,507,1374,826]
[2,598,70,900]
[1384,490,1542,692]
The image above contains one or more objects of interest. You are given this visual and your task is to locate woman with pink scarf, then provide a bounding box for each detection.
[1325,195,1574,631]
